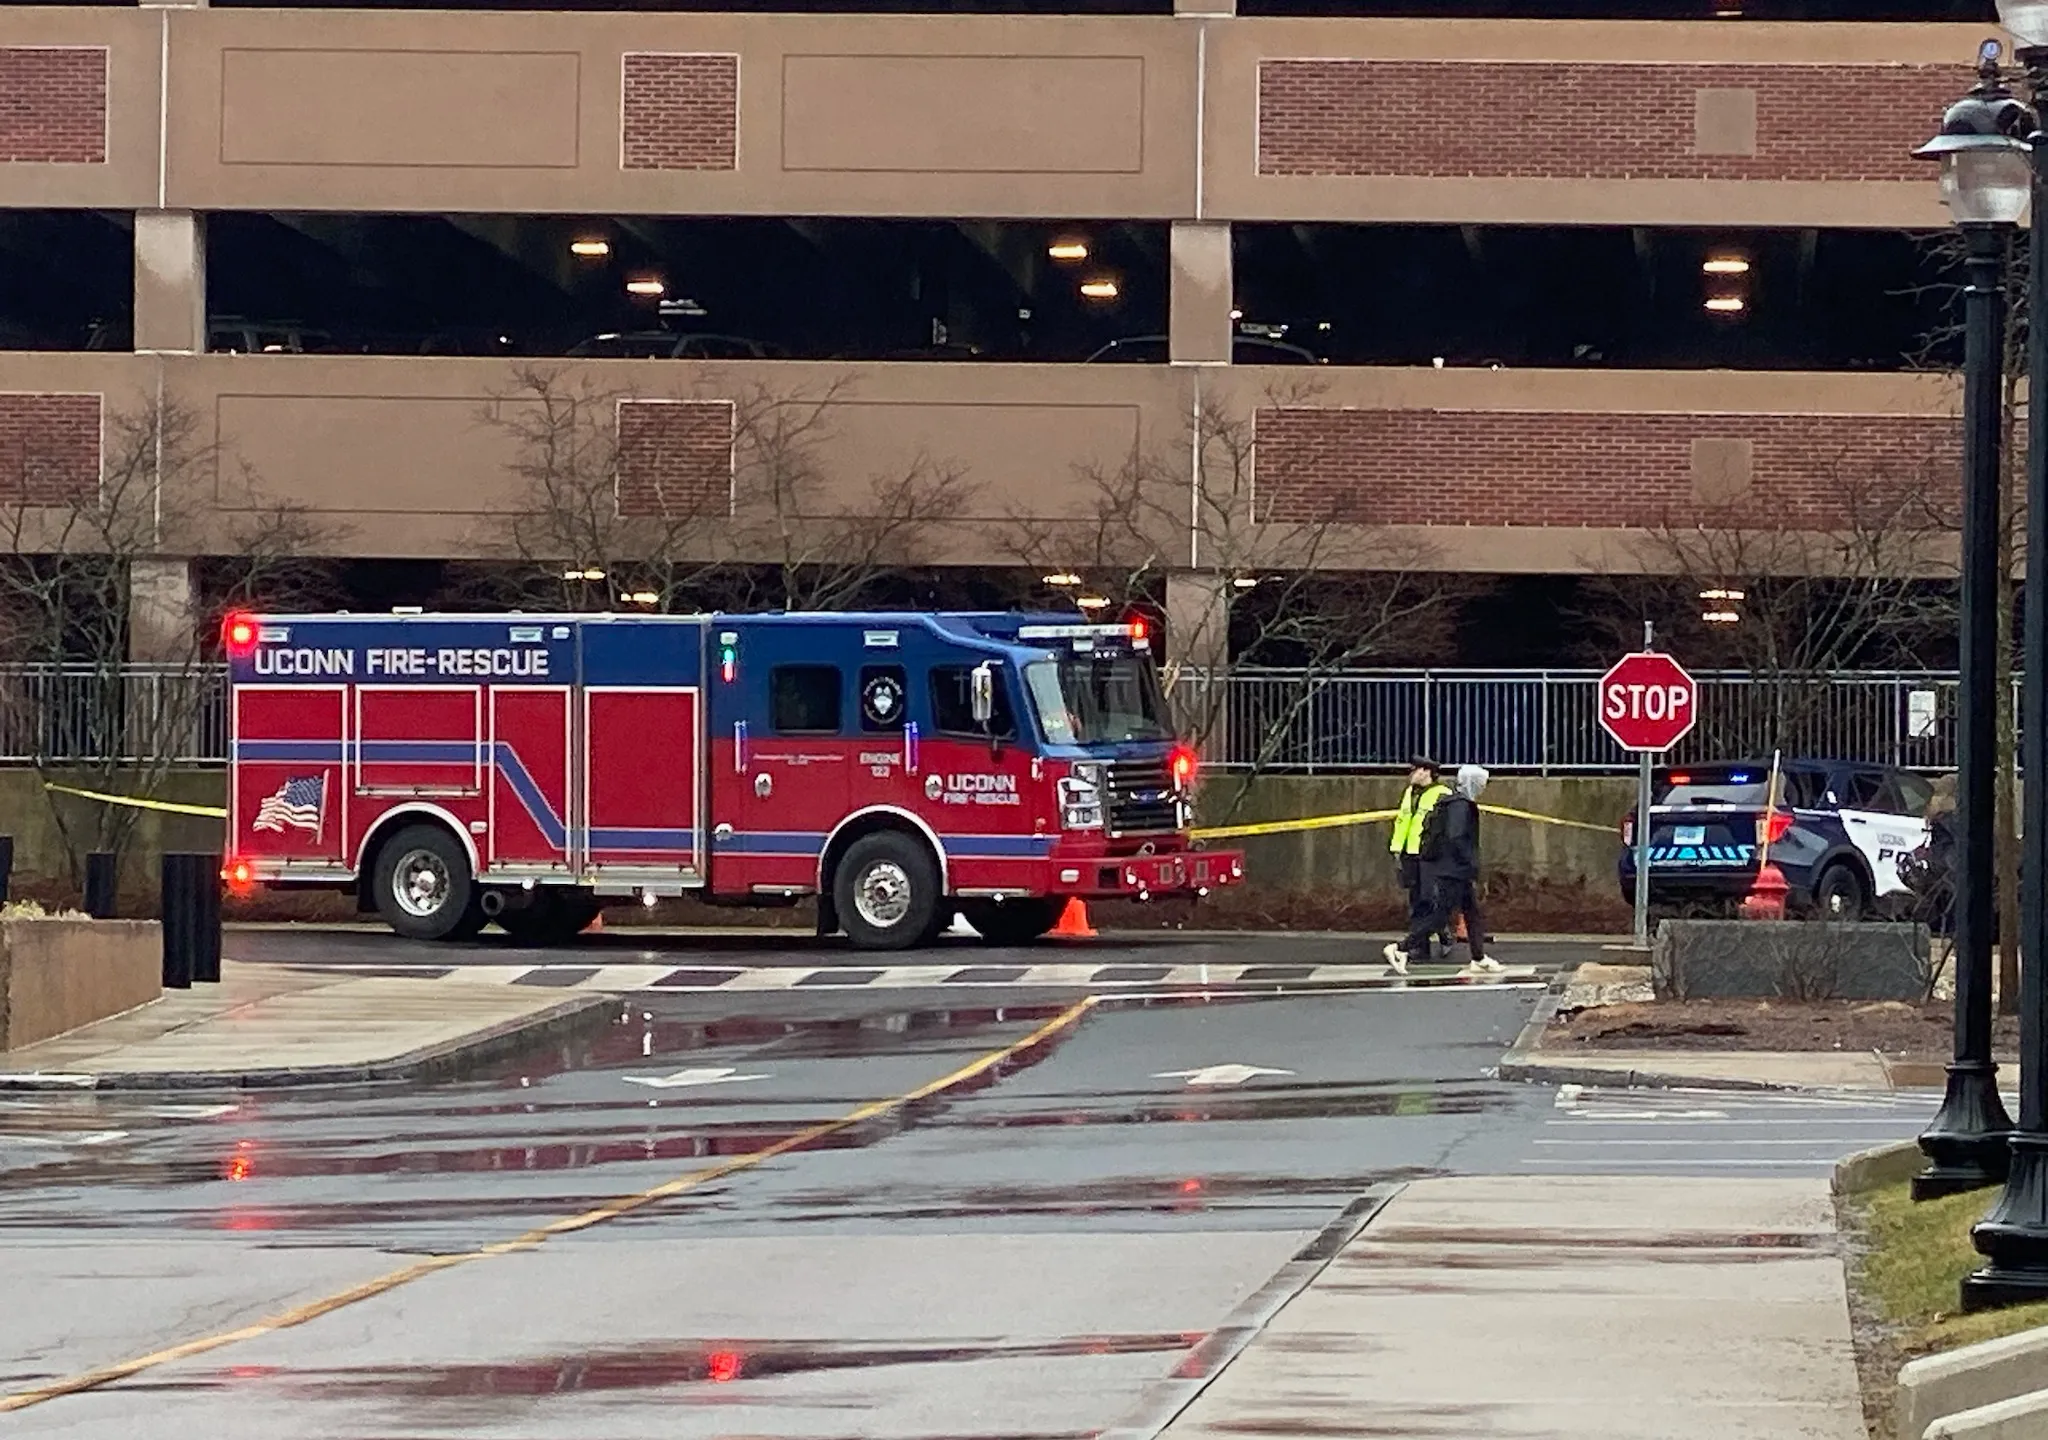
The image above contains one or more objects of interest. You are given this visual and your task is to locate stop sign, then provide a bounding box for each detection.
[1599,652,1698,753]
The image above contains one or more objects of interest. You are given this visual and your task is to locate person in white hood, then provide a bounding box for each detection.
[1385,764,1503,974]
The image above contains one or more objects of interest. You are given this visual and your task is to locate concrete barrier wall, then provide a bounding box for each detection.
[1,769,226,897]
[0,767,1635,898]
[1209,775,1633,895]
[0,918,161,1049]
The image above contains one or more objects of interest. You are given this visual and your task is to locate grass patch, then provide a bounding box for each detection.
[1856,1179,2048,1357]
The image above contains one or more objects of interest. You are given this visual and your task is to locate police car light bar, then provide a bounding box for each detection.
[1016,623,1139,642]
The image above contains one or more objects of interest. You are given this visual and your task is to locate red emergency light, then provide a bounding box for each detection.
[222,858,254,893]
[223,613,258,654]
[1170,746,1197,788]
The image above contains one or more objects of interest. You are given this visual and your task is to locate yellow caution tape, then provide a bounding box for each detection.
[1194,802,1616,843]
[39,784,1612,842]
[41,782,228,820]
[1192,809,1398,842]
[1477,803,1617,834]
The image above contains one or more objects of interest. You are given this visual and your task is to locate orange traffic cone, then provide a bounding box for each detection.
[1050,898,1096,939]
[584,910,605,935]
[1453,913,1468,942]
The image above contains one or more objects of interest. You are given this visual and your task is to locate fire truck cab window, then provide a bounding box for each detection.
[770,665,842,734]
[858,666,909,732]
[931,664,1016,738]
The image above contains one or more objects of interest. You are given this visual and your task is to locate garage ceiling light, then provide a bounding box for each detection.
[1048,241,1090,261]
[1704,296,1746,313]
[570,238,611,258]
[625,276,666,296]
[1702,257,1750,275]
[1080,279,1119,300]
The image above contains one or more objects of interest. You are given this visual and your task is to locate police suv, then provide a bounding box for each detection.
[1617,760,1934,921]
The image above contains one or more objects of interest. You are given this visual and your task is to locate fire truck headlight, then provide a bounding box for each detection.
[1058,764,1104,831]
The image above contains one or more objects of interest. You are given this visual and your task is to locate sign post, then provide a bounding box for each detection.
[1598,631,1699,952]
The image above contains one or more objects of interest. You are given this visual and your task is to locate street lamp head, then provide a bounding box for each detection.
[1918,53,2036,227]
[1998,1,2048,53]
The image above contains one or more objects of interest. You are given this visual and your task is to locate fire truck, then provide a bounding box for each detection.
[222,610,1243,950]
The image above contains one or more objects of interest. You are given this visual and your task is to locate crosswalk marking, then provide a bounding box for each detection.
[282,959,1541,994]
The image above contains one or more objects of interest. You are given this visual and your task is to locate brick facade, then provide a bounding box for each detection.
[616,401,734,518]
[1252,408,1958,529]
[0,394,101,505]
[0,47,108,165]
[1256,60,1962,182]
[621,53,740,171]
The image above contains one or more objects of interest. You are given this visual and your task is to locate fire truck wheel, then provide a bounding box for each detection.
[834,831,939,951]
[958,898,1060,946]
[373,824,478,941]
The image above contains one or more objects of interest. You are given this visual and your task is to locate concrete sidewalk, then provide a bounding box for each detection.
[1159,1175,1865,1440]
[0,961,611,1089]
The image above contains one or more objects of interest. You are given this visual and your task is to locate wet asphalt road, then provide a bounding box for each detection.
[0,946,1933,1439]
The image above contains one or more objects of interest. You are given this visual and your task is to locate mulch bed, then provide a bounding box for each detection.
[1555,998,2019,1057]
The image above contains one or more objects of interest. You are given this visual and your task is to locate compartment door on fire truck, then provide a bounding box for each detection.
[575,618,703,881]
[233,682,348,869]
[707,623,853,895]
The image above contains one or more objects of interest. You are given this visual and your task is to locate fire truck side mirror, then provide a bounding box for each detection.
[970,664,995,727]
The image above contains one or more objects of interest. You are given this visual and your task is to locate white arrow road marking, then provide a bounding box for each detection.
[621,1067,769,1090]
[1154,1064,1295,1088]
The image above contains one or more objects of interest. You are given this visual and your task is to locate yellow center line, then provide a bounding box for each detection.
[0,995,1100,1414]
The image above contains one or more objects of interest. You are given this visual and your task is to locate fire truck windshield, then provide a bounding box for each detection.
[1024,653,1173,745]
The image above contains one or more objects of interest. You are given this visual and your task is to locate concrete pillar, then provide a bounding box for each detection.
[1174,0,1234,15]
[1170,222,1233,365]
[133,211,205,354]
[1165,569,1231,674]
[128,557,199,662]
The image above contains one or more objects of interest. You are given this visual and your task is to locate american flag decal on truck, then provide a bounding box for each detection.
[253,774,327,837]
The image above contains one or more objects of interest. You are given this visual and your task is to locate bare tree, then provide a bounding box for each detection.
[490,365,728,613]
[489,367,976,616]
[0,395,329,881]
[1008,382,1462,812]
[1578,449,1958,759]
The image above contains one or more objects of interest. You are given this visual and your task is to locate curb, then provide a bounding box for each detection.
[0,993,616,1091]
[1833,1139,1926,1197]
[1495,1056,1803,1093]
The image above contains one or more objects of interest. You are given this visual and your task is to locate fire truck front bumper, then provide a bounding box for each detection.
[1049,849,1246,898]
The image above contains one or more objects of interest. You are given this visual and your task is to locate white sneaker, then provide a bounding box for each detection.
[1467,956,1506,973]
[1382,942,1409,975]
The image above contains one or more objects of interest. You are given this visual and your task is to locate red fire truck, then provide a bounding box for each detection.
[222,610,1243,950]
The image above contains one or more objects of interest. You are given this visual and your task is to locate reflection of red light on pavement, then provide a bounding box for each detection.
[1179,1178,1202,1194]
[224,1142,254,1181]
[706,1350,743,1383]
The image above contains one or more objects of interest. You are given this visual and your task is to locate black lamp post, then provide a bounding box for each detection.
[1967,5,2048,1310]
[1914,47,2031,1202]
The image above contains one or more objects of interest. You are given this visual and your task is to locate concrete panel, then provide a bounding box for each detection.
[211,391,526,517]
[1,919,161,1051]
[0,7,160,208]
[1203,18,1975,226]
[159,9,1196,218]
[781,54,1143,173]
[817,398,1138,519]
[219,48,581,168]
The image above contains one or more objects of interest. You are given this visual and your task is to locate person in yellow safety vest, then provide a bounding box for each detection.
[1389,755,1453,958]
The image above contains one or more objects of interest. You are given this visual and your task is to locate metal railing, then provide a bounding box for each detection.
[0,661,1978,775]
[1169,668,1973,776]
[0,664,229,765]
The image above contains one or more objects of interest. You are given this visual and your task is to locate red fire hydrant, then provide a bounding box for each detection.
[1739,862,1790,921]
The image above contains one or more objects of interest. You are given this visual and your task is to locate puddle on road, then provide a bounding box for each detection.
[139,1334,1198,1399]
